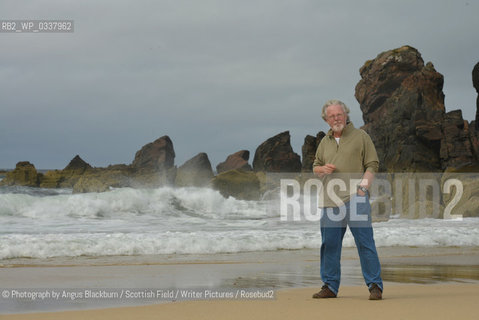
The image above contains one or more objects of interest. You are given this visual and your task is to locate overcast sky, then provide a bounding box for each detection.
[1,0,478,170]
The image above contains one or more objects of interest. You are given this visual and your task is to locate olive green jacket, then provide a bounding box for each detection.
[313,122,379,207]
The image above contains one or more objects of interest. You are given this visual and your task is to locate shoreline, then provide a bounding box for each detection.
[3,246,479,268]
[1,246,478,315]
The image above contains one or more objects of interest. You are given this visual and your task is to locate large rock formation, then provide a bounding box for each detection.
[301,131,325,171]
[355,48,479,217]
[129,135,177,188]
[356,46,446,172]
[356,46,479,172]
[253,131,301,172]
[131,135,175,171]
[42,136,178,192]
[64,155,92,172]
[2,137,179,193]
[216,150,252,174]
[175,153,214,187]
[0,161,41,187]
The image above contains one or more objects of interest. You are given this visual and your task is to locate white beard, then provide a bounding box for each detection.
[332,123,345,133]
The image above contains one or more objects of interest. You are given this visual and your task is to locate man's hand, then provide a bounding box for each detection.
[357,171,374,196]
[313,164,336,176]
[357,188,367,196]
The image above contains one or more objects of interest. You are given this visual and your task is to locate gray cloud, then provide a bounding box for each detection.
[1,0,478,169]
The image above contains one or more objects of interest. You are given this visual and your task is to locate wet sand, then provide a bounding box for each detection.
[1,246,478,317]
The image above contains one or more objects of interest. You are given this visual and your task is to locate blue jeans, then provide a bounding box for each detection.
[320,194,383,295]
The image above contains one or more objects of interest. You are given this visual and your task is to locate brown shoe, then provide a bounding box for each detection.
[369,284,382,300]
[312,285,337,299]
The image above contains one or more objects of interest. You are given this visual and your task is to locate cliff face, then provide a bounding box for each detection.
[356,46,479,171]
[355,46,446,172]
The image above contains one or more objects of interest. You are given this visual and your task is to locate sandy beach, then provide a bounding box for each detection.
[2,284,479,320]
[1,246,478,319]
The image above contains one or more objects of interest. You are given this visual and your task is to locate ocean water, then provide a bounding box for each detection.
[1,185,478,261]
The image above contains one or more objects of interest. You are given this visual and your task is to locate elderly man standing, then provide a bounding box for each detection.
[312,99,383,300]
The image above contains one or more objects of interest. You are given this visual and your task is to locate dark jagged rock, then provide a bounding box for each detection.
[355,46,446,172]
[64,155,92,172]
[440,110,475,169]
[175,152,214,187]
[210,169,261,200]
[60,155,93,187]
[131,135,175,171]
[253,131,301,172]
[0,161,41,187]
[301,131,325,171]
[302,135,316,171]
[216,150,252,174]
[473,62,479,128]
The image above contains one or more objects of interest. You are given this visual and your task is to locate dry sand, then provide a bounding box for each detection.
[2,284,478,320]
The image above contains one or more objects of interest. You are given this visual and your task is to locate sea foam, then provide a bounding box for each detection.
[1,186,478,259]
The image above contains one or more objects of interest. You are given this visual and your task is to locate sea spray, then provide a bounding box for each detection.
[0,186,478,260]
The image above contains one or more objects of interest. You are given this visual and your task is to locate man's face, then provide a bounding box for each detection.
[325,104,347,133]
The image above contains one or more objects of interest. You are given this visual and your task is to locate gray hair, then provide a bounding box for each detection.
[321,99,350,121]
